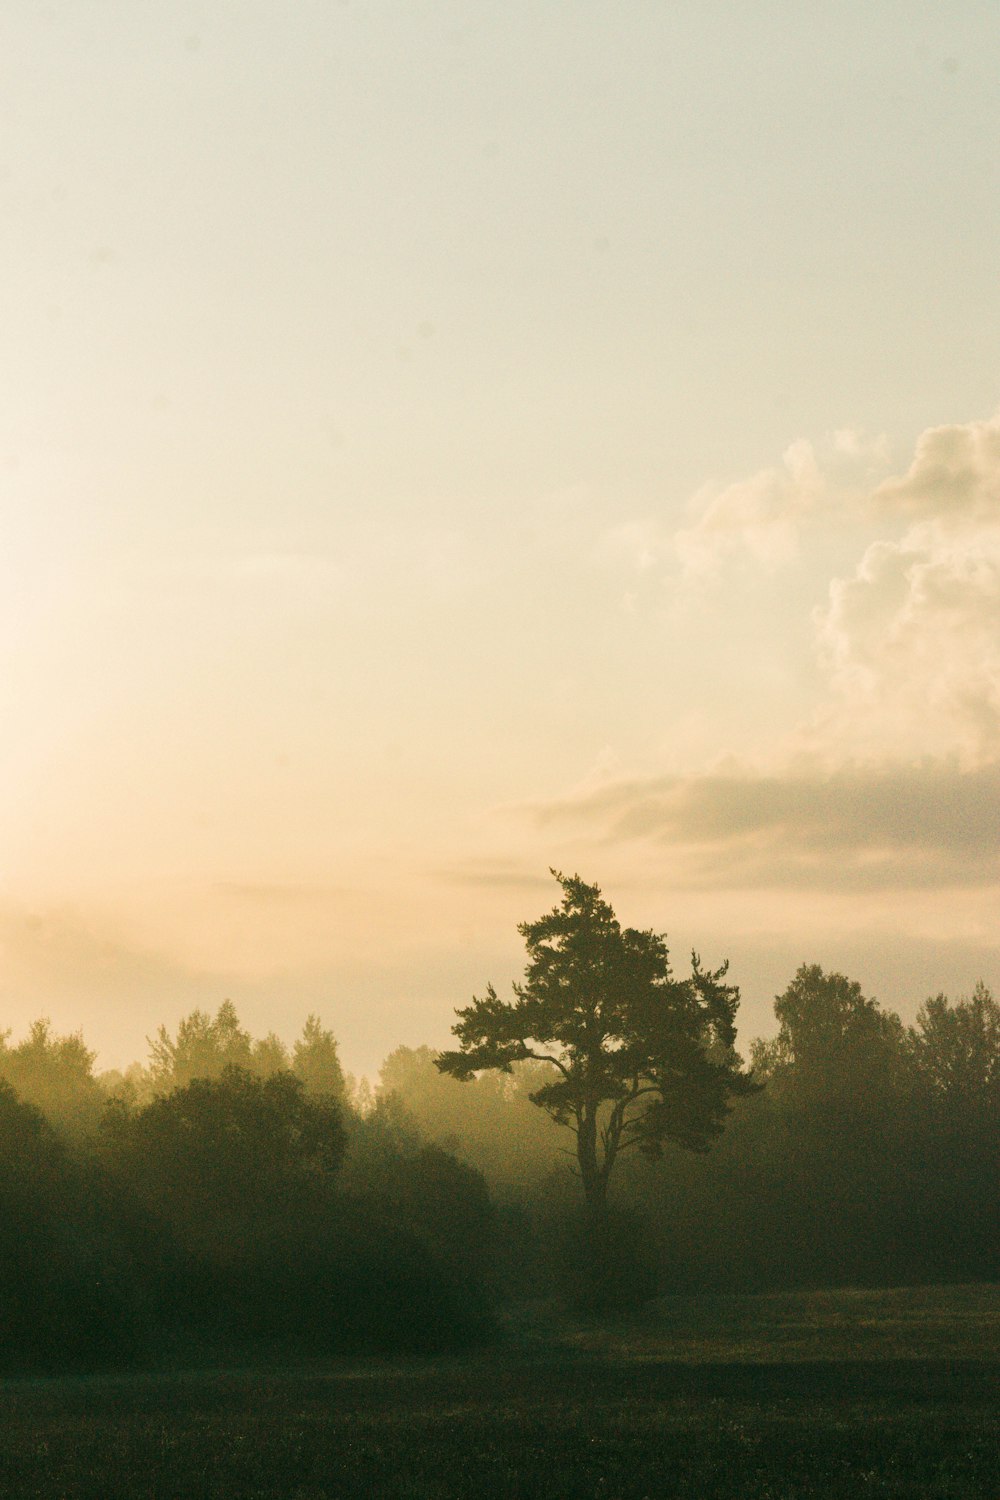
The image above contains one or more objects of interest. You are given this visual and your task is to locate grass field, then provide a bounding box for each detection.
[1,1285,997,1498]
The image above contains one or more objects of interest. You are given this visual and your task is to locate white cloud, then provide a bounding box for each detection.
[649,412,1000,762]
[533,414,1000,895]
[872,413,1000,523]
[668,431,891,578]
[644,414,1000,582]
[807,415,1000,764]
[672,440,824,575]
[815,520,1000,762]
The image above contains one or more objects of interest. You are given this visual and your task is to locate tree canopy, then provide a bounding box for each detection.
[0,1019,103,1139]
[437,872,757,1219]
[101,1066,346,1258]
[751,964,905,1115]
[293,1014,348,1102]
[908,982,1000,1112]
[144,1001,347,1102]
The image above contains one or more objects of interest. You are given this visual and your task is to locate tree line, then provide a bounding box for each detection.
[1,873,997,1367]
[0,1007,492,1371]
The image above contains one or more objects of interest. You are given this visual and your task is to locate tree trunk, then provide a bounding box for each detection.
[576,1106,607,1216]
[575,1106,614,1306]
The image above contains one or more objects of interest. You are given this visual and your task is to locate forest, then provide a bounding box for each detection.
[1,877,997,1374]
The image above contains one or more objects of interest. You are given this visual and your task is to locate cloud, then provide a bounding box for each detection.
[523,759,1000,892]
[432,859,556,892]
[216,881,353,905]
[673,440,827,575]
[650,413,999,581]
[808,414,1000,762]
[567,414,1000,897]
[0,902,202,996]
[665,431,891,578]
[620,412,1000,763]
[872,413,1000,523]
[815,518,1000,761]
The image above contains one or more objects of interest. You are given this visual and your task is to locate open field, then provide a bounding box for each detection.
[1,1285,997,1499]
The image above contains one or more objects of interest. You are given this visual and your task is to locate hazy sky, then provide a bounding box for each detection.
[3,3,999,1074]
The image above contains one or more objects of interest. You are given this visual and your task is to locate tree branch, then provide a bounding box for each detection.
[520,1047,572,1081]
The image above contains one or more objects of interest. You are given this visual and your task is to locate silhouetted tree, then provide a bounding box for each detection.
[250,1030,292,1077]
[97,1061,151,1108]
[340,1092,495,1294]
[437,873,756,1297]
[900,982,1000,1278]
[102,1063,497,1352]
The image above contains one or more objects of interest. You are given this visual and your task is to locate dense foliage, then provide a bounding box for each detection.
[438,874,757,1217]
[0,932,997,1370]
[400,961,999,1300]
[0,1037,493,1371]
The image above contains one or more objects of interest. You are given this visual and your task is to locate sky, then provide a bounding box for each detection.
[2,2,999,1075]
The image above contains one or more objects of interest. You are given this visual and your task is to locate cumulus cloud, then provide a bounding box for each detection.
[654,412,1000,762]
[795,412,1000,763]
[604,442,832,579]
[658,413,999,580]
[815,519,1000,761]
[669,431,890,577]
[673,440,825,574]
[872,413,1000,522]
[540,414,1000,899]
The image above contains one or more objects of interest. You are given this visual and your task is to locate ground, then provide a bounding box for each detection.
[0,1285,997,1498]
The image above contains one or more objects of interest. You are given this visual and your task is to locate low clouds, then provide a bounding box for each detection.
[0,901,215,1063]
[433,859,557,892]
[525,760,1000,892]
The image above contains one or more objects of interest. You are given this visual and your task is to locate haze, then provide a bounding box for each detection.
[2,3,999,1074]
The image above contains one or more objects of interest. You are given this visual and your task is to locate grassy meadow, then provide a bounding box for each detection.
[1,1284,997,1499]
